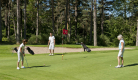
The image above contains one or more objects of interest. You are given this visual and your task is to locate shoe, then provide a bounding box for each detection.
[17,67,20,70]
[115,65,121,68]
[49,54,52,56]
[121,65,124,67]
[52,54,54,56]
[21,66,25,68]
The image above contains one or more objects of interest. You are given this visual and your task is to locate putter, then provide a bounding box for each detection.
[46,46,49,55]
[24,56,29,67]
[11,48,14,55]
[80,42,83,53]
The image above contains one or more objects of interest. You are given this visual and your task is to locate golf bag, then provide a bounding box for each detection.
[13,47,18,52]
[81,43,91,52]
[26,47,35,55]
[13,47,35,55]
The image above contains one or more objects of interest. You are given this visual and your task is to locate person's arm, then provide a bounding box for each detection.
[121,42,124,52]
[54,39,55,45]
[20,47,25,56]
[48,40,50,46]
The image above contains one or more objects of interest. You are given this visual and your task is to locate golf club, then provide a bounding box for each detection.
[24,56,29,67]
[11,48,14,55]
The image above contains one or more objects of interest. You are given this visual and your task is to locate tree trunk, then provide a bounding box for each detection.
[69,0,71,42]
[101,0,104,35]
[75,0,78,40]
[65,0,68,40]
[8,1,11,39]
[20,8,22,38]
[5,3,8,38]
[13,17,16,39]
[136,20,138,46]
[90,0,93,42]
[0,0,2,42]
[65,0,68,30]
[17,0,20,44]
[52,0,55,35]
[36,0,39,42]
[24,0,26,39]
[94,0,97,46]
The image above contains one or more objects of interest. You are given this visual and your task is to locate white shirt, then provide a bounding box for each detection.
[18,43,25,53]
[49,36,55,44]
[119,39,125,50]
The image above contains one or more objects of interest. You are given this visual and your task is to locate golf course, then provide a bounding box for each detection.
[0,45,138,80]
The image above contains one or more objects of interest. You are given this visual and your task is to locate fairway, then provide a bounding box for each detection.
[0,46,138,80]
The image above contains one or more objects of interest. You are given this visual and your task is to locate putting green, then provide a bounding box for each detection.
[0,45,138,80]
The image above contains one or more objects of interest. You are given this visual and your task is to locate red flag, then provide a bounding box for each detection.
[63,29,68,35]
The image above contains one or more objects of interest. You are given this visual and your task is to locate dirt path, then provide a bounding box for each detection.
[14,47,133,54]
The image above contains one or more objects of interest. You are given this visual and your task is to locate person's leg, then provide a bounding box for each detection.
[121,57,124,65]
[49,44,52,55]
[52,44,54,55]
[17,52,20,69]
[53,49,54,55]
[21,54,24,67]
[49,50,51,54]
[115,50,122,68]
[17,62,19,67]
[118,57,120,66]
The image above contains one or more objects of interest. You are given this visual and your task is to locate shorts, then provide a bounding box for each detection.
[118,50,124,57]
[49,43,54,50]
[17,52,24,62]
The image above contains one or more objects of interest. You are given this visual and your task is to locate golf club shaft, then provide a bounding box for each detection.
[25,56,28,67]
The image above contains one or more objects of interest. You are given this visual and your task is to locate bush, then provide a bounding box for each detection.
[2,37,8,42]
[28,35,42,44]
[40,34,49,44]
[98,34,111,46]
[8,35,16,43]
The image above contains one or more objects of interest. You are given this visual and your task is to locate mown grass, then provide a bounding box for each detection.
[0,45,138,80]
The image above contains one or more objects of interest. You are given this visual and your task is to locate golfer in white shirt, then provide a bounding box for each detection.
[115,34,125,68]
[48,33,55,56]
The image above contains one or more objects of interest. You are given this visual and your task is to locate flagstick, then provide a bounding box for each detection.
[62,31,63,60]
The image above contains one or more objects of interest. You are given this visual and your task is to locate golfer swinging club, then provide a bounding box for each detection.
[115,34,125,68]
[17,39,28,70]
[48,33,55,56]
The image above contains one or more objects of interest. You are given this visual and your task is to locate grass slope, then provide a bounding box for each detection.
[0,45,138,80]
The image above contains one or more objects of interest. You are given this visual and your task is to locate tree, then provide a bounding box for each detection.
[24,0,26,39]
[75,0,78,40]
[90,0,93,42]
[16,0,20,44]
[68,0,71,42]
[0,0,2,42]
[136,20,138,46]
[8,0,11,39]
[5,0,8,38]
[94,0,97,46]
[36,0,39,42]
[100,0,104,34]
[52,0,55,35]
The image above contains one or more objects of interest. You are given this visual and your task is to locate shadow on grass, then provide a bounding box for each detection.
[55,53,68,55]
[83,56,88,58]
[25,65,51,68]
[124,63,138,67]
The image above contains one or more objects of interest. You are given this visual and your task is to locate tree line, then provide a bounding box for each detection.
[0,0,138,46]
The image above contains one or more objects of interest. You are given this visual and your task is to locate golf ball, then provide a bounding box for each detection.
[110,65,111,66]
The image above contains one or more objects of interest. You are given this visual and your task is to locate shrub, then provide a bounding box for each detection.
[98,34,111,46]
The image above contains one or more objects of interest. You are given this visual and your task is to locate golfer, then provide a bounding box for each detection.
[17,39,28,70]
[115,34,125,68]
[48,33,55,56]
